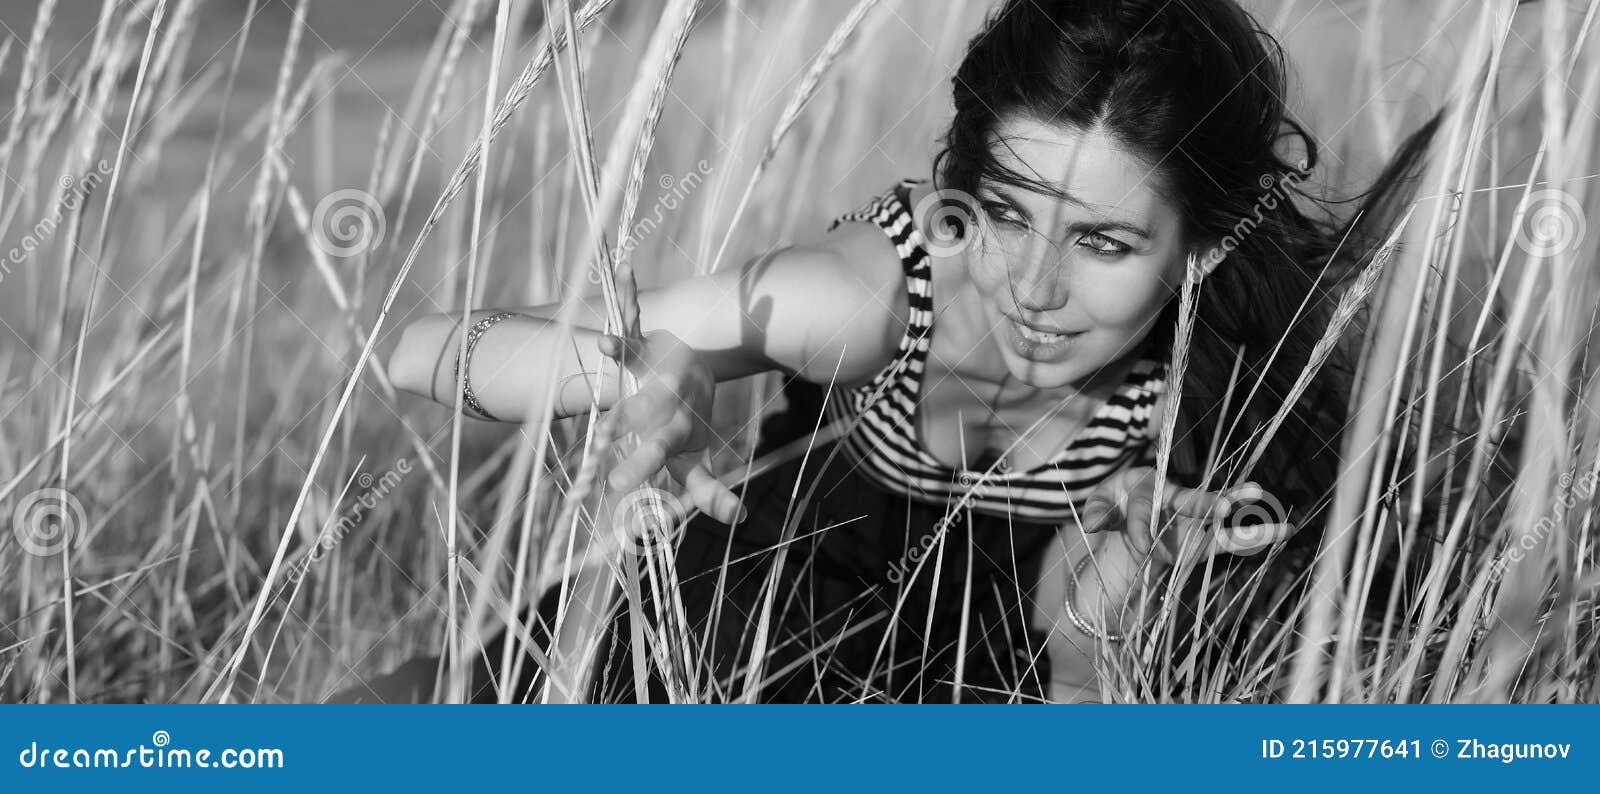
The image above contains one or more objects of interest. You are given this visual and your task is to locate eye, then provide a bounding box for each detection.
[1077,231,1131,256]
[980,200,1027,229]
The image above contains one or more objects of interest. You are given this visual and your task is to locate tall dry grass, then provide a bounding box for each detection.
[0,0,1595,703]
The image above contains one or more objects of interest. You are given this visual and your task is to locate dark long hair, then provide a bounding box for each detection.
[937,0,1443,690]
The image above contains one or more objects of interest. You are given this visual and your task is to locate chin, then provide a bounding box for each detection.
[1000,348,1086,390]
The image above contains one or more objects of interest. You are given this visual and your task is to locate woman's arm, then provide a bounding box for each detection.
[386,220,907,423]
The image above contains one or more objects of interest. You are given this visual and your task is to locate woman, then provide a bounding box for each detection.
[363,0,1440,703]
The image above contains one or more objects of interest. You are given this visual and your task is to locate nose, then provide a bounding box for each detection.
[1007,254,1069,312]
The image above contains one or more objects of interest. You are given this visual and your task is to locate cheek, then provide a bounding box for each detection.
[1076,264,1175,330]
[966,248,1010,295]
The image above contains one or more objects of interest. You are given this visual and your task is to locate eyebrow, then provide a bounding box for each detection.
[983,185,1154,240]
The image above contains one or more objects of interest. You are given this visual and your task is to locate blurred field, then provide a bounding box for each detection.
[0,0,1595,703]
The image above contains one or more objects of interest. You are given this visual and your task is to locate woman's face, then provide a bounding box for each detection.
[958,116,1194,390]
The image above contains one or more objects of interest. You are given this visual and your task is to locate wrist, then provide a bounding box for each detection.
[646,330,716,394]
[641,328,697,367]
[452,311,520,420]
[1068,538,1155,642]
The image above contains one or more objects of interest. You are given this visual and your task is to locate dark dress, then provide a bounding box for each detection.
[575,377,1065,703]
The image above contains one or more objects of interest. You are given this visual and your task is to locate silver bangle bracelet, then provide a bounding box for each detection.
[452,310,518,421]
[1063,549,1125,644]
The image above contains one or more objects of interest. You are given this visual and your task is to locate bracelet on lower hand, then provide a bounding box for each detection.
[452,310,519,421]
[1063,549,1126,644]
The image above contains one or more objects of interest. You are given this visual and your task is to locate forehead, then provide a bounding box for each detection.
[983,116,1177,230]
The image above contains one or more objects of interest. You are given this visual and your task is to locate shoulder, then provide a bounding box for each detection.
[749,228,898,314]
[730,204,908,385]
[819,209,905,286]
[775,184,908,302]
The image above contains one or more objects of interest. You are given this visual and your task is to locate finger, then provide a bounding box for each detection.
[653,412,694,451]
[1078,490,1119,534]
[1159,516,1215,568]
[1210,522,1295,556]
[614,405,687,450]
[592,408,624,456]
[596,400,641,454]
[608,435,671,492]
[598,332,643,364]
[1122,490,1157,560]
[1166,524,1205,571]
[597,333,621,360]
[668,457,746,525]
[597,332,646,372]
[1165,485,1233,521]
[1226,481,1266,505]
[616,262,641,339]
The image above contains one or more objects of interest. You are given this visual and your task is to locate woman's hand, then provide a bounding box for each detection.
[1037,468,1294,702]
[1077,465,1295,568]
[593,329,745,525]
[1034,527,1148,702]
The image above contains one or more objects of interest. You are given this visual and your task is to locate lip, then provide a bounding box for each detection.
[1003,317,1082,362]
[1002,313,1080,335]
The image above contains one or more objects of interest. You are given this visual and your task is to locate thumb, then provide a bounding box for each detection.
[1079,489,1119,534]
[598,332,648,374]
[1123,491,1158,560]
[597,333,618,357]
